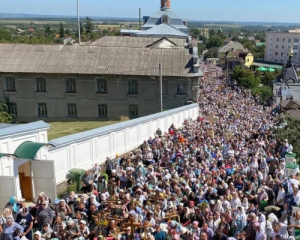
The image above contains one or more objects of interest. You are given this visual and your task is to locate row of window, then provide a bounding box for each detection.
[274,44,299,49]
[9,103,139,118]
[272,38,299,43]
[3,76,188,95]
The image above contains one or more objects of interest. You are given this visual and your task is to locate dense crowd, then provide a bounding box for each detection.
[1,64,300,240]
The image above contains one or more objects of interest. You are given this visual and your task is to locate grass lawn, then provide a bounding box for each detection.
[48,121,120,140]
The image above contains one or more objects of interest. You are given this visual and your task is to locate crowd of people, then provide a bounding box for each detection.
[1,64,300,240]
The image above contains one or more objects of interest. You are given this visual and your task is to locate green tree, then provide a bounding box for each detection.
[232,66,260,89]
[273,116,300,161]
[204,47,218,60]
[206,36,224,49]
[261,71,278,87]
[59,22,65,38]
[45,25,51,35]
[251,85,273,102]
[85,17,94,34]
[0,102,14,123]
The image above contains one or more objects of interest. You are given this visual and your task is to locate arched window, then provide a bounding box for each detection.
[162,15,169,24]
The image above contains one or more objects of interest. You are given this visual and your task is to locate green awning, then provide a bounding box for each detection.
[267,67,276,72]
[257,66,267,72]
[0,153,18,159]
[14,141,54,159]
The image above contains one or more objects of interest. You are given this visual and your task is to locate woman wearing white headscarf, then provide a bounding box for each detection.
[88,195,100,208]
[213,200,224,214]
[234,206,247,235]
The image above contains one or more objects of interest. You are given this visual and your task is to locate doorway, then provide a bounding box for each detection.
[18,161,33,201]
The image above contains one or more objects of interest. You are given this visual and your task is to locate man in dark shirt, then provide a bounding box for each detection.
[87,204,99,225]
[81,171,92,193]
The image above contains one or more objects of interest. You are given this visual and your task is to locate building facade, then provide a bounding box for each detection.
[265,31,300,64]
[0,37,202,122]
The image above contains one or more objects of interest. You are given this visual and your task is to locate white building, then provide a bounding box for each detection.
[265,30,300,64]
[0,103,199,209]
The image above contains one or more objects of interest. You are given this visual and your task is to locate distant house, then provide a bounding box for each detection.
[248,36,255,41]
[27,28,34,32]
[218,41,248,62]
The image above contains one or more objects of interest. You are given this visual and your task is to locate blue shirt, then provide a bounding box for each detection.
[153,231,166,240]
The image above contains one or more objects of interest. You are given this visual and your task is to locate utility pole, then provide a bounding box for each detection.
[77,0,81,45]
[159,64,163,112]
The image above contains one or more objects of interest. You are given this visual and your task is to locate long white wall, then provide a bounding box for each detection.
[48,104,199,184]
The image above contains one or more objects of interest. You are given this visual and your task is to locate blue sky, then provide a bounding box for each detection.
[1,0,300,23]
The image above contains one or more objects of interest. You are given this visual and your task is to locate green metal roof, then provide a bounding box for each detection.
[14,141,54,159]
[0,153,18,159]
[252,62,283,69]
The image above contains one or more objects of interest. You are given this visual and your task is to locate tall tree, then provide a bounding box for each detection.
[59,22,65,38]
[45,25,51,35]
[0,102,14,123]
[85,17,94,34]
[206,36,224,49]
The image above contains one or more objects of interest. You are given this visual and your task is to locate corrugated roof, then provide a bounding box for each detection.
[0,43,195,77]
[136,23,188,38]
[218,41,247,53]
[0,121,50,138]
[90,36,187,48]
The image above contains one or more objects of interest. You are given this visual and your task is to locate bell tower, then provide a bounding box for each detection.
[161,0,171,10]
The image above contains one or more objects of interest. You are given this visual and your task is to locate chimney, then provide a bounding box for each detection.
[161,0,171,10]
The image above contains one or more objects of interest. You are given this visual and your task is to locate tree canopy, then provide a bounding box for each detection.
[0,102,14,123]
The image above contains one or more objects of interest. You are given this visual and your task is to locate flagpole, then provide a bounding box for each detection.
[77,0,81,45]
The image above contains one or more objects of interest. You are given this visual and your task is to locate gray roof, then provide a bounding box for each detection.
[218,41,247,53]
[0,121,50,138]
[142,9,188,31]
[0,43,197,77]
[50,103,198,147]
[90,36,187,48]
[136,23,188,39]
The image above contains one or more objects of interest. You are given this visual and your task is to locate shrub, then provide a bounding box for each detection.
[119,115,130,122]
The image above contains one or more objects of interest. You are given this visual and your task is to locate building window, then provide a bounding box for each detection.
[67,103,77,117]
[275,52,278,56]
[162,80,168,95]
[98,104,108,118]
[177,83,187,95]
[37,103,47,117]
[9,102,17,116]
[288,39,292,43]
[162,15,169,24]
[97,78,107,93]
[281,52,284,56]
[276,38,279,42]
[294,38,299,43]
[36,77,46,92]
[282,38,285,42]
[282,45,284,49]
[128,79,138,94]
[275,45,278,49]
[129,104,138,118]
[5,76,16,91]
[66,78,76,93]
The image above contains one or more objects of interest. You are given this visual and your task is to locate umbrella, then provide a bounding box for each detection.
[267,67,276,72]
[256,66,267,72]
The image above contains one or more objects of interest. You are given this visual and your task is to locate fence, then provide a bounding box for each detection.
[48,103,199,183]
